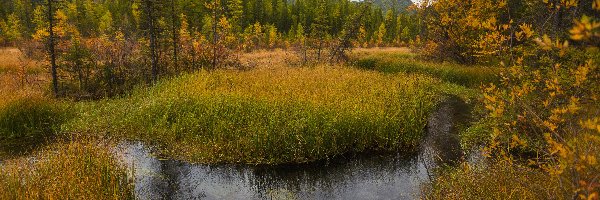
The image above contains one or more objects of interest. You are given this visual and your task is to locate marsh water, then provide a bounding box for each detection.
[115,97,470,200]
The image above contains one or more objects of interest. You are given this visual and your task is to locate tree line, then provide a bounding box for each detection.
[0,0,420,47]
[0,0,420,98]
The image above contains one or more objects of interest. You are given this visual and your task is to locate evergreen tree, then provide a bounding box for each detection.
[311,0,330,60]
[227,0,243,31]
[0,13,23,45]
[98,10,113,36]
[170,0,179,69]
[139,0,162,83]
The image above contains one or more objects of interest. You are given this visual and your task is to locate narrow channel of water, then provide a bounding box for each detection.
[115,96,469,200]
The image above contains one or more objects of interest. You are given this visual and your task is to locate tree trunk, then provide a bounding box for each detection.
[317,38,322,61]
[171,0,179,72]
[146,0,159,83]
[212,5,218,70]
[48,0,59,97]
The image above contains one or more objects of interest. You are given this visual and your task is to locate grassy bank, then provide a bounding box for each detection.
[0,139,133,199]
[423,161,563,200]
[0,97,71,140]
[352,50,500,87]
[65,65,445,164]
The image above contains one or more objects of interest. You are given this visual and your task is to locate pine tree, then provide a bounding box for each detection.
[170,0,179,71]
[267,24,278,48]
[376,22,385,47]
[227,0,243,32]
[205,0,223,69]
[0,13,23,45]
[98,10,113,36]
[311,0,330,60]
[140,0,161,83]
[329,0,372,62]
[358,25,368,47]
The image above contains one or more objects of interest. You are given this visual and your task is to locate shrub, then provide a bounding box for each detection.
[480,5,600,199]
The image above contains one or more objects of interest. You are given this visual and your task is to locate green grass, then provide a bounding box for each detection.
[65,66,448,164]
[0,96,71,140]
[353,52,500,87]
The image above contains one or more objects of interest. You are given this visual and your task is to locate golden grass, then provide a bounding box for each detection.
[0,139,134,199]
[423,161,565,200]
[0,48,23,71]
[352,50,499,87]
[165,64,433,110]
[0,50,130,199]
[350,47,414,57]
[238,49,298,69]
[0,48,44,74]
[0,48,48,106]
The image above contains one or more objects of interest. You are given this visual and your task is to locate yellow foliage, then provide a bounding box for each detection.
[427,0,510,62]
[481,3,600,197]
[570,15,600,41]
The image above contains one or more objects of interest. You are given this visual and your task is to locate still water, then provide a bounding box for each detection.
[115,97,469,200]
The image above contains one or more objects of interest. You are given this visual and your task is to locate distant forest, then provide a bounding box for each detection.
[0,0,420,47]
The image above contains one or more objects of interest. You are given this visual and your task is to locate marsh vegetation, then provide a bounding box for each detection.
[1,0,599,199]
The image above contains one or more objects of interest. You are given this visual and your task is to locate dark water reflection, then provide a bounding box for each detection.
[115,96,469,200]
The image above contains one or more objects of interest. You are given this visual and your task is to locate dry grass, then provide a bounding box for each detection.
[0,48,48,105]
[0,47,44,75]
[352,50,499,87]
[238,49,298,69]
[0,50,132,199]
[0,139,134,199]
[0,48,24,71]
[351,47,414,57]
[423,161,565,200]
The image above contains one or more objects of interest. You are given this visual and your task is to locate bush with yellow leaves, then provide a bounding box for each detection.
[482,4,600,199]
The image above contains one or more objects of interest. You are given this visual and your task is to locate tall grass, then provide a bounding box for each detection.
[0,96,70,140]
[0,139,134,199]
[66,65,443,164]
[423,161,564,200]
[352,51,499,87]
